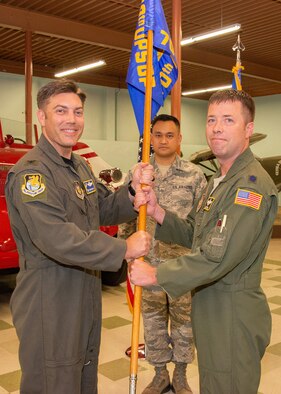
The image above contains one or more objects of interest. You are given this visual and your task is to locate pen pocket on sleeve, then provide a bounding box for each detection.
[203,220,229,262]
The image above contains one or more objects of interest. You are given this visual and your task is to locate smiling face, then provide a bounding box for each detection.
[206,100,254,174]
[37,92,84,158]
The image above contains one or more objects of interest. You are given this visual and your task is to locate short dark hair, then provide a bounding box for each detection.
[151,114,180,130]
[37,79,86,109]
[208,89,255,122]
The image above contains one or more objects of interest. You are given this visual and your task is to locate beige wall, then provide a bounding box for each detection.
[0,72,280,203]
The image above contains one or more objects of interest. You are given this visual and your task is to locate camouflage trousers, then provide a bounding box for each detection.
[141,288,194,367]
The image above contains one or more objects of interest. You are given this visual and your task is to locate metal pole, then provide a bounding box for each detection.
[171,0,182,121]
[25,30,33,144]
[129,27,153,394]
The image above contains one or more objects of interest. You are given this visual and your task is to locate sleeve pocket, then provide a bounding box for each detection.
[202,222,230,262]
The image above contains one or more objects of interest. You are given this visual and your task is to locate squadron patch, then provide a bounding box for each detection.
[234,188,262,210]
[21,174,46,198]
[203,196,215,211]
[83,179,96,194]
[74,182,85,200]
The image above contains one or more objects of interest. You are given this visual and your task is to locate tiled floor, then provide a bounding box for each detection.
[0,238,280,394]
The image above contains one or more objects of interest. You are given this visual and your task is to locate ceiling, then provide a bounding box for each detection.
[0,0,281,100]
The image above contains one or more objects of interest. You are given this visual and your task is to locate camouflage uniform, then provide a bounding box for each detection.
[119,154,206,367]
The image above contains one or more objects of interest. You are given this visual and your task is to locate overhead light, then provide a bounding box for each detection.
[181,24,241,46]
[55,60,106,78]
[182,85,232,96]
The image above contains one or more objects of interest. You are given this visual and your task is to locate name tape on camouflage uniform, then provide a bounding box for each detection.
[234,188,263,210]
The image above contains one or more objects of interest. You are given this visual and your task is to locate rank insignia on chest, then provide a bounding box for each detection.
[21,174,46,198]
[234,188,262,210]
[83,179,96,194]
[74,182,85,200]
[203,196,215,211]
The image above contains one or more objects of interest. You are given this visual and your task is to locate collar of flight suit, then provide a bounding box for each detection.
[212,147,255,185]
[37,134,82,171]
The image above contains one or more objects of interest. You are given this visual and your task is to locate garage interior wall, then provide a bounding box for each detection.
[0,72,280,203]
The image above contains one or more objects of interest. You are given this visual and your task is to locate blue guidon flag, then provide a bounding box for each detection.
[126,0,178,136]
[232,67,242,90]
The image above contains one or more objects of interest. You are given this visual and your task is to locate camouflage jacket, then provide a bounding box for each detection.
[119,154,207,266]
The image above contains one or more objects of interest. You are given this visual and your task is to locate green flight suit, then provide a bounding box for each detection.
[155,148,278,394]
[5,135,137,394]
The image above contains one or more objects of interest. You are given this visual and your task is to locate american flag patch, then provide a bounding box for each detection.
[234,188,263,210]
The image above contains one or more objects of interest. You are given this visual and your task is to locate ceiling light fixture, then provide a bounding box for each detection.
[54,60,106,78]
[182,85,232,96]
[181,24,241,46]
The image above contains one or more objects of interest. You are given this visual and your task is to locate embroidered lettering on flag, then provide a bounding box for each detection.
[126,0,178,136]
[234,188,263,210]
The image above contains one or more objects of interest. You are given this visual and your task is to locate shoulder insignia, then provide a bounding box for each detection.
[248,175,257,183]
[234,188,262,210]
[74,181,85,200]
[83,179,96,194]
[203,196,215,211]
[21,174,46,198]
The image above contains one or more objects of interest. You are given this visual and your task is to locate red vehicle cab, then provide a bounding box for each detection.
[0,125,126,285]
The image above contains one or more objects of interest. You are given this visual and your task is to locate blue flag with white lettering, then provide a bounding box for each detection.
[126,0,178,136]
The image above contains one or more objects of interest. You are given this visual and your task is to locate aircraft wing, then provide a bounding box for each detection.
[249,132,267,145]
[189,148,215,164]
[189,133,267,164]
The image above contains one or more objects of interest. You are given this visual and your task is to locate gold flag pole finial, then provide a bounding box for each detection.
[232,34,245,90]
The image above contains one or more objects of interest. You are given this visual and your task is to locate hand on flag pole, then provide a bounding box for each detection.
[129,258,157,287]
[124,230,151,261]
[131,162,155,190]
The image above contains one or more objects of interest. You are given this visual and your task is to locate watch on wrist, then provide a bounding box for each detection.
[128,181,136,197]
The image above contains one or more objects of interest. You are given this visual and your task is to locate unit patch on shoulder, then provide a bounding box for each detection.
[83,179,96,194]
[234,188,263,210]
[21,174,46,200]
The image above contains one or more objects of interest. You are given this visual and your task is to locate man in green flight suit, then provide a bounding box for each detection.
[129,89,278,394]
[5,79,153,394]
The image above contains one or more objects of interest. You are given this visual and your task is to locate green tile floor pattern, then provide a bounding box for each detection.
[0,370,21,393]
[1,253,281,393]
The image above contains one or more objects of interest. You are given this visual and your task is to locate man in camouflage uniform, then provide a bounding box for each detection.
[119,114,206,394]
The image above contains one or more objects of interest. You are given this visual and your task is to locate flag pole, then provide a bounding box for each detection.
[129,27,154,394]
[232,34,245,91]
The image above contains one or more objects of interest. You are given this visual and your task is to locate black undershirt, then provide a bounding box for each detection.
[61,156,75,169]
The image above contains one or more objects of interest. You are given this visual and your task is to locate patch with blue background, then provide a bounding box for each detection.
[83,179,96,194]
